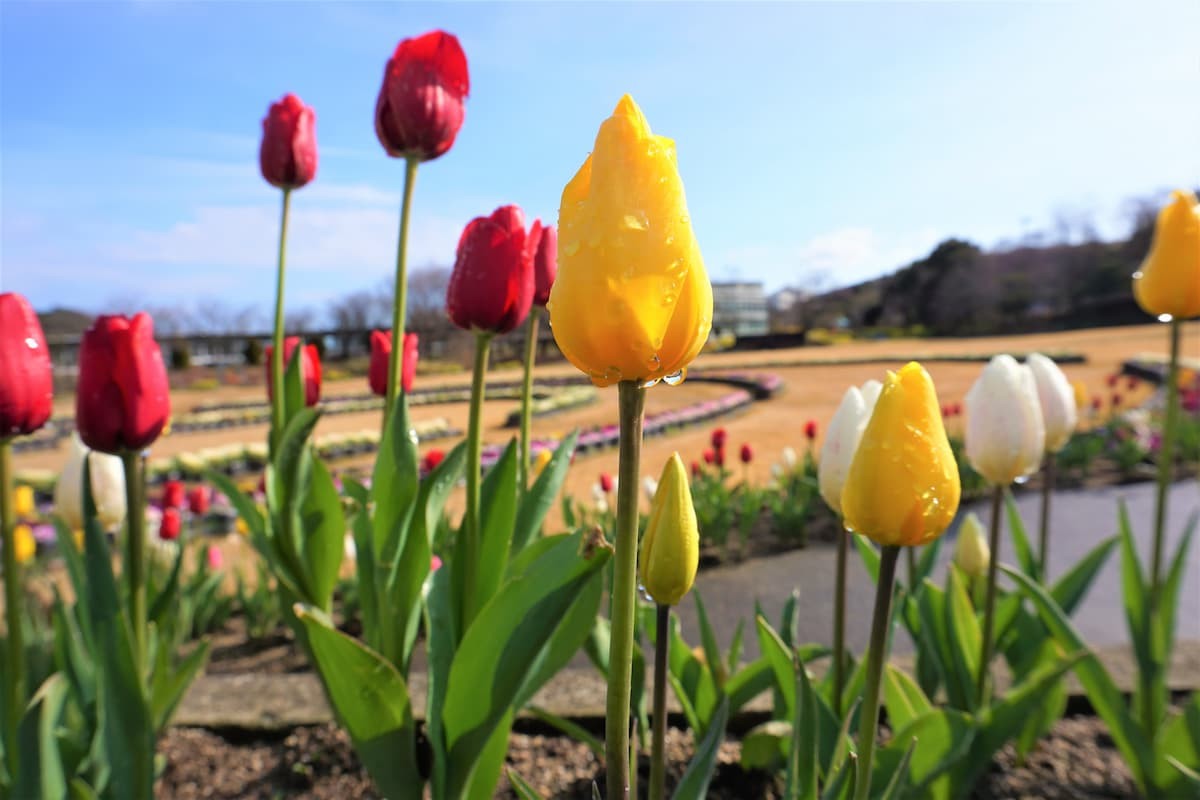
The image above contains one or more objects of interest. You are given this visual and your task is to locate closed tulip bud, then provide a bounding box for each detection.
[368,330,418,397]
[549,95,713,387]
[639,453,699,606]
[13,485,35,518]
[375,30,469,162]
[1072,380,1089,411]
[160,507,181,541]
[447,206,542,334]
[841,363,960,547]
[533,224,557,307]
[739,443,753,464]
[691,460,702,477]
[599,473,614,493]
[421,448,445,473]
[76,313,170,454]
[714,447,725,468]
[260,94,317,190]
[711,428,727,450]
[532,448,553,478]
[162,480,185,509]
[819,380,883,516]
[702,448,715,465]
[0,292,53,438]
[1026,353,1077,453]
[1133,190,1200,320]
[964,355,1045,486]
[55,435,126,531]
[265,337,321,407]
[12,523,35,564]
[953,512,990,579]
[804,420,818,442]
[188,486,211,516]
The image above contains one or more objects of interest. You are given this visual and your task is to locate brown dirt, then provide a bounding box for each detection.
[156,713,1139,799]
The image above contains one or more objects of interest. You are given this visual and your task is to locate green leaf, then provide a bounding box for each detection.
[790,648,819,800]
[916,535,943,584]
[672,698,729,800]
[1154,683,1200,793]
[373,394,420,561]
[1049,534,1117,616]
[475,440,520,616]
[423,566,456,798]
[885,709,974,799]
[150,639,210,733]
[299,455,345,611]
[352,507,379,651]
[726,619,745,676]
[882,665,932,735]
[464,717,512,800]
[527,706,606,759]
[294,606,421,800]
[819,752,857,800]
[694,591,725,692]
[414,440,467,552]
[725,658,773,717]
[147,547,183,626]
[943,566,981,711]
[740,720,790,771]
[507,768,548,800]
[853,534,880,583]
[512,431,579,553]
[668,670,703,736]
[13,673,70,800]
[875,738,917,800]
[281,339,306,428]
[756,615,795,720]
[1004,489,1039,579]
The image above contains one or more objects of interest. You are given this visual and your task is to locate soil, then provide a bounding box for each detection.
[157,714,1137,799]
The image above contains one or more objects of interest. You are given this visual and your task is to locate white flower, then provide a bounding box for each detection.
[344,533,357,562]
[592,483,609,514]
[1026,353,1078,453]
[818,380,882,515]
[642,477,659,504]
[780,446,798,470]
[965,355,1046,485]
[54,435,127,531]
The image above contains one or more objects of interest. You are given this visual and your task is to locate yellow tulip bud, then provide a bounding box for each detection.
[13,485,35,518]
[1071,380,1089,411]
[639,453,699,606]
[549,95,713,387]
[235,517,250,537]
[532,448,553,479]
[13,523,36,564]
[953,512,990,579]
[841,362,961,547]
[1133,190,1200,320]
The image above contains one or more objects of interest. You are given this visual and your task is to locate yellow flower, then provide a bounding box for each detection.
[235,517,250,537]
[1071,380,1089,411]
[532,448,553,479]
[548,95,712,388]
[1133,190,1200,320]
[841,362,961,547]
[13,485,35,518]
[639,453,699,606]
[13,524,36,564]
[73,530,84,551]
[953,512,990,579]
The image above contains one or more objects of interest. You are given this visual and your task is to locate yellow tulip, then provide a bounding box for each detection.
[13,523,36,564]
[548,95,712,387]
[1071,379,1089,411]
[639,453,699,606]
[13,485,35,518]
[841,362,961,547]
[1133,190,1200,320]
[532,448,553,479]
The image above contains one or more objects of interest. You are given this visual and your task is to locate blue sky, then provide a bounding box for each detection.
[2,2,1198,318]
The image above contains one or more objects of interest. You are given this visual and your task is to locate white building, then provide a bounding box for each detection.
[711,281,769,337]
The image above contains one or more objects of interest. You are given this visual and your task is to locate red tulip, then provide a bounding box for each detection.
[599,473,614,493]
[702,449,715,465]
[533,224,557,307]
[160,507,181,541]
[739,443,753,464]
[691,460,702,477]
[187,486,211,516]
[375,30,469,162]
[1105,374,1118,388]
[804,420,818,441]
[952,402,963,417]
[260,94,317,190]
[446,206,542,334]
[1111,393,1122,408]
[265,337,321,407]
[710,428,727,450]
[76,313,170,454]
[1091,396,1102,411]
[163,480,185,509]
[422,448,445,472]
[0,292,53,438]
[714,448,726,468]
[368,330,419,397]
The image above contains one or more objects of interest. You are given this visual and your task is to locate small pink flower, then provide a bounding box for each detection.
[431,555,443,573]
[206,545,224,571]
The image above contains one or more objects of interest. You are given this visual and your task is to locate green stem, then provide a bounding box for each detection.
[607,381,646,800]
[269,188,292,448]
[1038,456,1054,578]
[976,485,1004,707]
[1150,318,1182,593]
[832,521,847,717]
[122,451,147,673]
[906,546,916,588]
[518,307,541,492]
[461,333,491,631]
[649,603,670,800]
[385,157,420,422]
[1,440,21,776]
[853,545,900,800]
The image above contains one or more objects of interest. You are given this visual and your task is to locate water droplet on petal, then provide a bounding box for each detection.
[664,369,686,386]
[1158,313,1174,323]
[564,241,581,256]
[640,377,661,389]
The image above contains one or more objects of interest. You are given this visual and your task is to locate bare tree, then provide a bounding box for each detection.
[285,307,318,334]
[407,266,453,331]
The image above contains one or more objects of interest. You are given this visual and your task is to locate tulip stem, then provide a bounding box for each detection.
[1038,456,1055,578]
[853,545,899,800]
[269,188,292,450]
[607,381,646,800]
[1150,318,1182,594]
[461,332,491,633]
[517,307,541,492]
[649,603,670,800]
[1,440,22,776]
[386,157,420,421]
[976,485,1005,707]
[122,451,147,673]
[832,523,847,717]
[906,546,917,588]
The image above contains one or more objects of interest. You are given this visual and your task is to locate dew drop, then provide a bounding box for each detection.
[640,377,661,389]
[1158,313,1174,323]
[564,241,581,256]
[622,211,649,232]
[663,369,686,386]
[1132,271,1143,280]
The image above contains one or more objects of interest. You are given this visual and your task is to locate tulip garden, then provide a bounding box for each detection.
[2,26,1200,800]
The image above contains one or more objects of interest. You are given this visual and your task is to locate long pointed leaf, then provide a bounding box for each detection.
[512,431,579,553]
[672,698,729,800]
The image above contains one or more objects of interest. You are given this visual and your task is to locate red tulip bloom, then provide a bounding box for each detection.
[702,449,715,465]
[162,480,185,509]
[368,330,419,397]
[187,486,211,516]
[446,206,542,334]
[422,448,445,472]
[375,30,469,162]
[76,313,170,454]
[533,224,557,307]
[159,507,181,541]
[714,448,726,468]
[710,428,727,450]
[1091,396,1102,412]
[952,403,963,417]
[1111,393,1122,408]
[804,420,818,441]
[0,292,53,438]
[739,443,753,464]
[1105,374,1118,388]
[599,473,614,493]
[260,94,317,190]
[691,460,702,477]
[265,337,321,407]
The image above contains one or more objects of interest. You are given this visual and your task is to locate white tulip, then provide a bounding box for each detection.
[818,380,882,515]
[642,477,659,504]
[592,483,609,513]
[964,355,1046,486]
[780,446,798,470]
[1026,353,1078,453]
[55,435,127,531]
